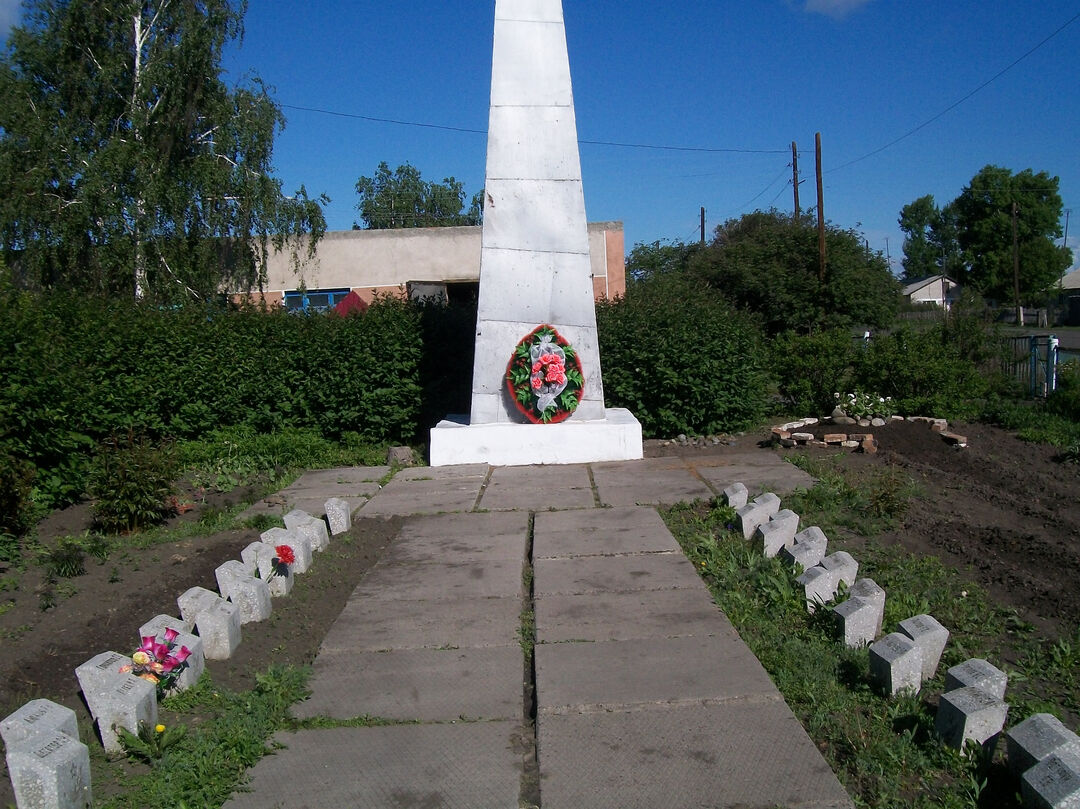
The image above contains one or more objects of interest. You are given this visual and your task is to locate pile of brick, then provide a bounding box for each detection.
[769,415,969,451]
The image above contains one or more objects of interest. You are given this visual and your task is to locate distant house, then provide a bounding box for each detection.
[234,221,625,311]
[1061,267,1080,292]
[902,274,959,309]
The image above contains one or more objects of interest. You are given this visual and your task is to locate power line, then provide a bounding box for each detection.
[828,9,1080,174]
[279,102,788,155]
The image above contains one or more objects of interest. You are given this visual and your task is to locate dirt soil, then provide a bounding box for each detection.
[0,421,1078,806]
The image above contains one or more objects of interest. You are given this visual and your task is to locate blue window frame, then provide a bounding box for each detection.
[283,288,351,313]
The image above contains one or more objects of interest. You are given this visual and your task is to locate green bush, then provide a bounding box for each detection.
[852,324,988,419]
[771,329,856,416]
[0,291,424,510]
[596,276,768,437]
[1048,360,1080,421]
[0,450,36,543]
[89,433,178,533]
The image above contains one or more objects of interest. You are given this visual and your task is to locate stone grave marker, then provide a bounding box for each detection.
[260,526,312,574]
[74,654,156,752]
[869,633,923,697]
[177,586,242,660]
[1,700,79,751]
[723,482,748,509]
[137,615,206,691]
[241,541,294,596]
[214,561,272,624]
[848,578,885,636]
[284,509,330,552]
[324,497,351,535]
[945,658,1007,700]
[736,492,780,539]
[5,729,92,809]
[833,597,879,648]
[819,551,858,588]
[1021,751,1080,809]
[935,686,1009,753]
[1007,713,1080,778]
[780,526,828,571]
[898,614,949,682]
[796,566,839,612]
[755,508,800,558]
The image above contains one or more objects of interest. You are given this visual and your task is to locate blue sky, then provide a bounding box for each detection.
[4,0,1078,273]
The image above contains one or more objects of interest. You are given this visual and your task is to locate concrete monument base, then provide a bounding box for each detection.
[429,408,643,467]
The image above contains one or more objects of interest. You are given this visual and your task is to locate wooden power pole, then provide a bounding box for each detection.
[791,141,800,217]
[1012,201,1022,325]
[700,206,706,245]
[816,132,826,283]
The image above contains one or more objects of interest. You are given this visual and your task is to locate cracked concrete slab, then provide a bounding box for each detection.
[535,588,735,643]
[534,552,702,596]
[353,557,523,601]
[478,463,595,511]
[591,458,715,507]
[537,701,853,809]
[222,722,523,809]
[295,645,524,721]
[534,506,678,558]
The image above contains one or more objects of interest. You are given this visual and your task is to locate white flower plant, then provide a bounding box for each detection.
[834,391,895,420]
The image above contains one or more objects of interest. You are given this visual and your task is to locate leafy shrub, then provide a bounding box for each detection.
[1048,360,1080,422]
[0,450,36,542]
[0,291,424,508]
[89,433,177,533]
[771,329,856,415]
[597,276,769,436]
[852,324,988,418]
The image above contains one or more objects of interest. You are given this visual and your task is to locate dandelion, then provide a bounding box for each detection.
[155,724,166,733]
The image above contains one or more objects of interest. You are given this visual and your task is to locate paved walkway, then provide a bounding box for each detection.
[225,449,854,808]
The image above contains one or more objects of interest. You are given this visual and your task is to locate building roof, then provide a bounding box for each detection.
[1061,267,1080,290]
[902,274,958,297]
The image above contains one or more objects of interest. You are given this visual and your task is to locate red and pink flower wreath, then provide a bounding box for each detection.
[505,324,585,424]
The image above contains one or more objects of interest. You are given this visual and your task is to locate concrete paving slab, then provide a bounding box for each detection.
[534,552,702,596]
[222,722,522,809]
[292,467,390,488]
[592,457,716,507]
[537,701,853,809]
[318,595,521,652]
[398,510,529,539]
[295,646,523,721]
[395,464,490,481]
[535,588,735,643]
[536,635,777,712]
[479,463,596,511]
[353,558,523,601]
[694,454,814,496]
[380,512,528,563]
[356,477,485,517]
[534,506,677,558]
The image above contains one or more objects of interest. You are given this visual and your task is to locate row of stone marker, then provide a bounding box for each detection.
[722,481,1080,809]
[0,498,353,809]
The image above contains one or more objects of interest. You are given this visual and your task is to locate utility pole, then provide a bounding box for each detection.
[791,141,800,217]
[1012,201,1022,326]
[700,206,706,245]
[816,132,826,283]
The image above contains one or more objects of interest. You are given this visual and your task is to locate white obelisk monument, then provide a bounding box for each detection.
[429,0,642,466]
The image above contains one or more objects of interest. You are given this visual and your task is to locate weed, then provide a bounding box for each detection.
[38,536,87,578]
[117,722,187,765]
[0,575,19,592]
[240,513,284,532]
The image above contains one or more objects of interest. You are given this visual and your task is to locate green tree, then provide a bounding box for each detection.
[0,0,326,301]
[355,162,482,229]
[687,210,900,335]
[898,195,962,283]
[951,165,1070,303]
[624,239,700,284]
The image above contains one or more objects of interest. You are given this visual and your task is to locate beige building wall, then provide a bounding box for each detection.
[242,221,624,306]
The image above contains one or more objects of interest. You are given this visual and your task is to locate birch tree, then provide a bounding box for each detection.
[0,0,325,300]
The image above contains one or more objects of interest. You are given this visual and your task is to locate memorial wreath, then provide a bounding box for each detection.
[506,325,585,424]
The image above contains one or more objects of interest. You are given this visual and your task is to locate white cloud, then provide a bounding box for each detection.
[804,0,874,19]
